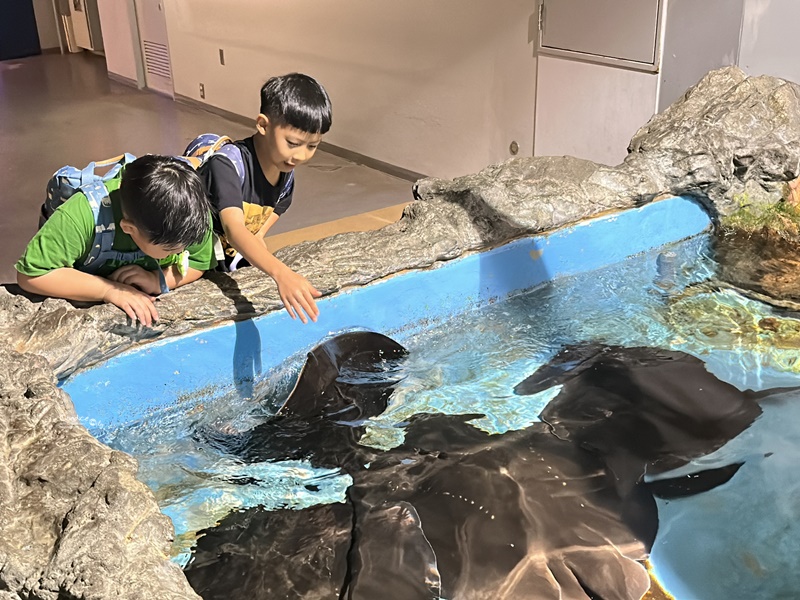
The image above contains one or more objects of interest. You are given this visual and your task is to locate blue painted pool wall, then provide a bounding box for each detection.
[64,196,711,429]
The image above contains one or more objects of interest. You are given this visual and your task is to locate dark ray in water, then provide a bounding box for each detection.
[185,339,763,600]
[198,331,407,469]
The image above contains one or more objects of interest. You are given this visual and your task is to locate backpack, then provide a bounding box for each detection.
[41,152,147,274]
[181,133,245,181]
[181,132,294,205]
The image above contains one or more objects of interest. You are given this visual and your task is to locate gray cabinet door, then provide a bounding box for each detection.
[538,0,662,70]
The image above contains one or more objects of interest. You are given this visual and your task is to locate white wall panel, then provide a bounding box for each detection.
[534,56,657,167]
[31,0,60,49]
[97,0,138,81]
[659,0,744,112]
[162,0,538,179]
[740,0,800,84]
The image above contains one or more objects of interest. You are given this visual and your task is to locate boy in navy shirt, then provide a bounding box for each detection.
[199,73,332,324]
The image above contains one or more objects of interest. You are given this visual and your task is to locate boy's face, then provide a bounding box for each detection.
[255,115,322,174]
[120,219,185,260]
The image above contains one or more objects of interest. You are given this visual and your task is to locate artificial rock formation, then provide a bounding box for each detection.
[0,347,199,600]
[2,65,800,598]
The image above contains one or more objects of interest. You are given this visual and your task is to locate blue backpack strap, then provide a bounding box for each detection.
[183,133,228,159]
[184,133,246,190]
[278,170,294,201]
[214,142,246,189]
[78,179,146,274]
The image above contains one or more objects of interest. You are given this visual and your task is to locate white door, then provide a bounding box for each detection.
[135,0,173,97]
[532,0,663,166]
[70,0,93,50]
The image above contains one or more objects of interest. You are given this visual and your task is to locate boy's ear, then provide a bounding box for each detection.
[255,113,271,135]
[119,218,137,236]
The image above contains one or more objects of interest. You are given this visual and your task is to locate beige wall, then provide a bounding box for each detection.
[97,0,139,82]
[162,0,538,179]
[534,56,658,167]
[100,1,787,179]
[740,0,800,84]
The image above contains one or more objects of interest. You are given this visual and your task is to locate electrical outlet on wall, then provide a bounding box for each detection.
[199,83,205,99]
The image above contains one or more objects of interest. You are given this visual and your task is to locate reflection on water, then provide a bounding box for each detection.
[97,232,800,598]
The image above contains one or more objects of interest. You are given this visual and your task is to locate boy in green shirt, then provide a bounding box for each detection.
[16,155,216,327]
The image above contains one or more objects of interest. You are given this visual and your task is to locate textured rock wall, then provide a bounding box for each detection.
[0,348,200,600]
[2,65,800,598]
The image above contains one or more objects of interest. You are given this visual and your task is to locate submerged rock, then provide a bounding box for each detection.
[665,285,800,375]
[714,224,800,305]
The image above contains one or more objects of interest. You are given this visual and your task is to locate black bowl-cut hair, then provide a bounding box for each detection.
[119,155,211,248]
[260,73,332,135]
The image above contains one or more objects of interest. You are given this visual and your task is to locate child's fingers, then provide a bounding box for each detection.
[302,295,319,321]
[307,283,322,298]
[292,300,308,324]
[130,299,153,327]
[286,304,299,321]
[294,295,317,324]
[280,295,298,320]
[120,304,138,323]
[122,292,159,327]
[143,296,160,324]
[133,305,151,327]
[109,264,140,280]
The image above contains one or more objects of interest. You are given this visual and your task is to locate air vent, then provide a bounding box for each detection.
[142,40,172,80]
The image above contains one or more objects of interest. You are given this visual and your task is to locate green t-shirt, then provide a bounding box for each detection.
[15,174,217,278]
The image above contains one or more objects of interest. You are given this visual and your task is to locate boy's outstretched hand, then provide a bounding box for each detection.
[273,266,321,324]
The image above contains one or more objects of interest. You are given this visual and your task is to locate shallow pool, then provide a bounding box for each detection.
[63,197,800,598]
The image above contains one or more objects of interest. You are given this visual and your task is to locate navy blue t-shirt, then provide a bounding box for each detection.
[198,135,294,235]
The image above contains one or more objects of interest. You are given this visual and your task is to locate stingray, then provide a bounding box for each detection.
[186,340,764,600]
[199,330,408,470]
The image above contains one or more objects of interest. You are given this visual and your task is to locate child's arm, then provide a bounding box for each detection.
[255,211,281,239]
[17,269,159,326]
[107,264,205,294]
[107,215,216,294]
[16,196,160,325]
[220,206,321,323]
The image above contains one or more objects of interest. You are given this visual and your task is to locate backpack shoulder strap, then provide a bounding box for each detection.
[78,180,145,274]
[183,133,232,160]
[214,143,246,189]
[279,170,295,202]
